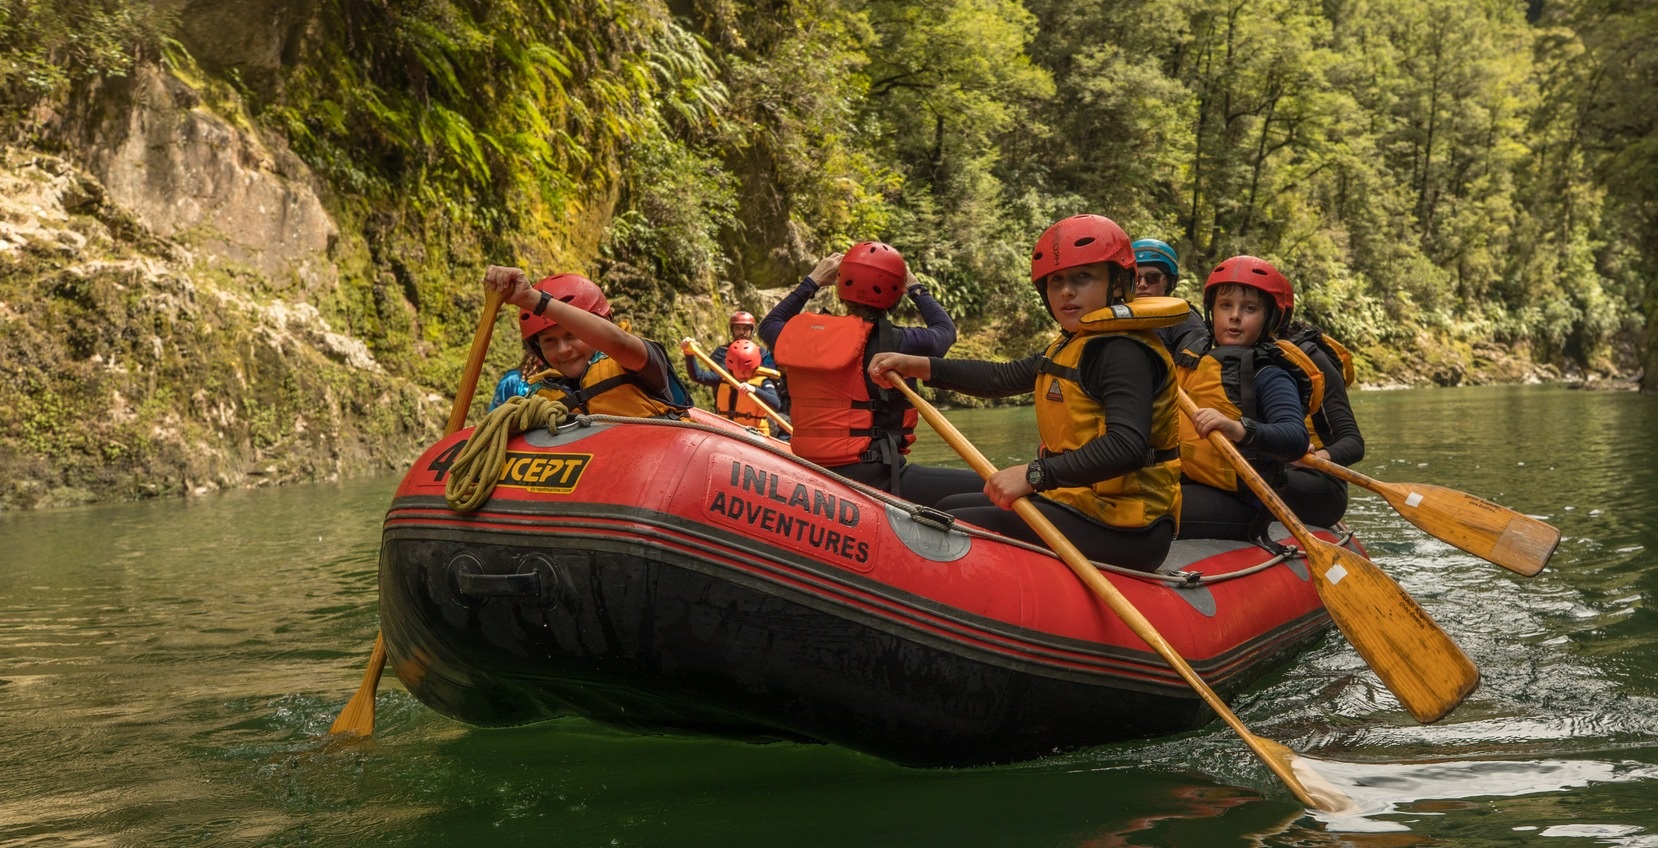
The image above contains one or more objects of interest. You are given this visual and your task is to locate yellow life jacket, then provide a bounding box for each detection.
[1283,326,1355,448]
[1176,340,1324,492]
[1031,298,1187,530]
[715,375,774,436]
[535,344,690,418]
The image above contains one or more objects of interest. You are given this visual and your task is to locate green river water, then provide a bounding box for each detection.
[3,384,1657,847]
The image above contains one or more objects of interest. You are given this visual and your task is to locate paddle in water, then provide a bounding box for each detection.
[1177,389,1479,724]
[330,287,506,737]
[1297,453,1559,577]
[887,374,1353,812]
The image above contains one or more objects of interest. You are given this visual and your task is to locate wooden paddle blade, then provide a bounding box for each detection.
[1309,540,1480,723]
[329,632,386,736]
[1375,481,1559,577]
[1296,453,1557,578]
[1257,736,1358,814]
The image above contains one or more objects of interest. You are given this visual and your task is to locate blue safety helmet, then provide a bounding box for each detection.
[1132,239,1179,279]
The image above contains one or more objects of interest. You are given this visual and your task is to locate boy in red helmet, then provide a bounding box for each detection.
[760,241,958,496]
[870,214,1188,572]
[1175,256,1321,540]
[483,265,690,417]
[710,338,784,436]
[682,310,786,414]
[682,310,778,385]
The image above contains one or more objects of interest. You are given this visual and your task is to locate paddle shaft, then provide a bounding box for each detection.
[1296,452,1556,577]
[886,376,1338,810]
[330,287,507,737]
[1177,389,1478,723]
[686,338,794,434]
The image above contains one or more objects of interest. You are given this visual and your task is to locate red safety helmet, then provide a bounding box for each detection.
[518,273,611,339]
[1028,215,1136,318]
[729,311,756,328]
[1204,256,1291,331]
[1029,215,1136,284]
[726,339,763,381]
[837,241,908,310]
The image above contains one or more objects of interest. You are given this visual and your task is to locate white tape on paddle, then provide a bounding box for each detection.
[1405,491,1423,508]
[1326,563,1348,585]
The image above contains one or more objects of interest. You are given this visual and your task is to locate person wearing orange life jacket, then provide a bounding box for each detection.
[684,310,788,417]
[1276,289,1365,529]
[484,266,692,418]
[871,215,1188,572]
[760,241,965,500]
[708,338,783,436]
[1176,256,1319,541]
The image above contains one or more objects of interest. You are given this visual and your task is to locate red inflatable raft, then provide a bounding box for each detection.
[378,410,1345,766]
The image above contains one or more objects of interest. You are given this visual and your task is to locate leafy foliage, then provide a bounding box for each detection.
[3,0,1654,390]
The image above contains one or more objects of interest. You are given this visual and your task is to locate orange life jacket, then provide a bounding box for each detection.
[715,376,775,436]
[773,313,916,468]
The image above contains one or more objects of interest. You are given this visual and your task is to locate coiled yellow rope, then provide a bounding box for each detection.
[443,394,569,513]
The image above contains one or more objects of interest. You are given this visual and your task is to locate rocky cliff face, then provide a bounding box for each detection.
[71,66,338,297]
[0,113,444,510]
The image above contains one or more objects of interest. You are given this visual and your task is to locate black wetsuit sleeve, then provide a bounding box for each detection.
[895,284,957,357]
[1308,349,1365,466]
[759,279,820,349]
[1250,366,1310,460]
[633,340,675,398]
[926,354,1042,398]
[1040,336,1163,487]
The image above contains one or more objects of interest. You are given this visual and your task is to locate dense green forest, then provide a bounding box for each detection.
[0,0,1655,505]
[6,0,1654,365]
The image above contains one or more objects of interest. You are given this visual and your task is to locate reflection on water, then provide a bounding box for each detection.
[1305,757,1658,834]
[1,385,1656,846]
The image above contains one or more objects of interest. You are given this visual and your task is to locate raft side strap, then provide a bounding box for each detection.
[456,570,543,599]
[579,413,1253,589]
[909,506,956,533]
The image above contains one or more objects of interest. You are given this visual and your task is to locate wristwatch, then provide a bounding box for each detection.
[1025,459,1048,492]
[1240,417,1259,445]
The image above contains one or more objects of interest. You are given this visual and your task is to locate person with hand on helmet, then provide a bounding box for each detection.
[1176,256,1319,540]
[760,241,960,497]
[1132,238,1207,367]
[709,338,784,437]
[870,215,1189,572]
[483,266,692,417]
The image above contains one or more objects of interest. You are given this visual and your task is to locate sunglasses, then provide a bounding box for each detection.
[1136,271,1167,284]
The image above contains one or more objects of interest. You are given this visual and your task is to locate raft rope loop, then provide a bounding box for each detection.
[444,394,569,513]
